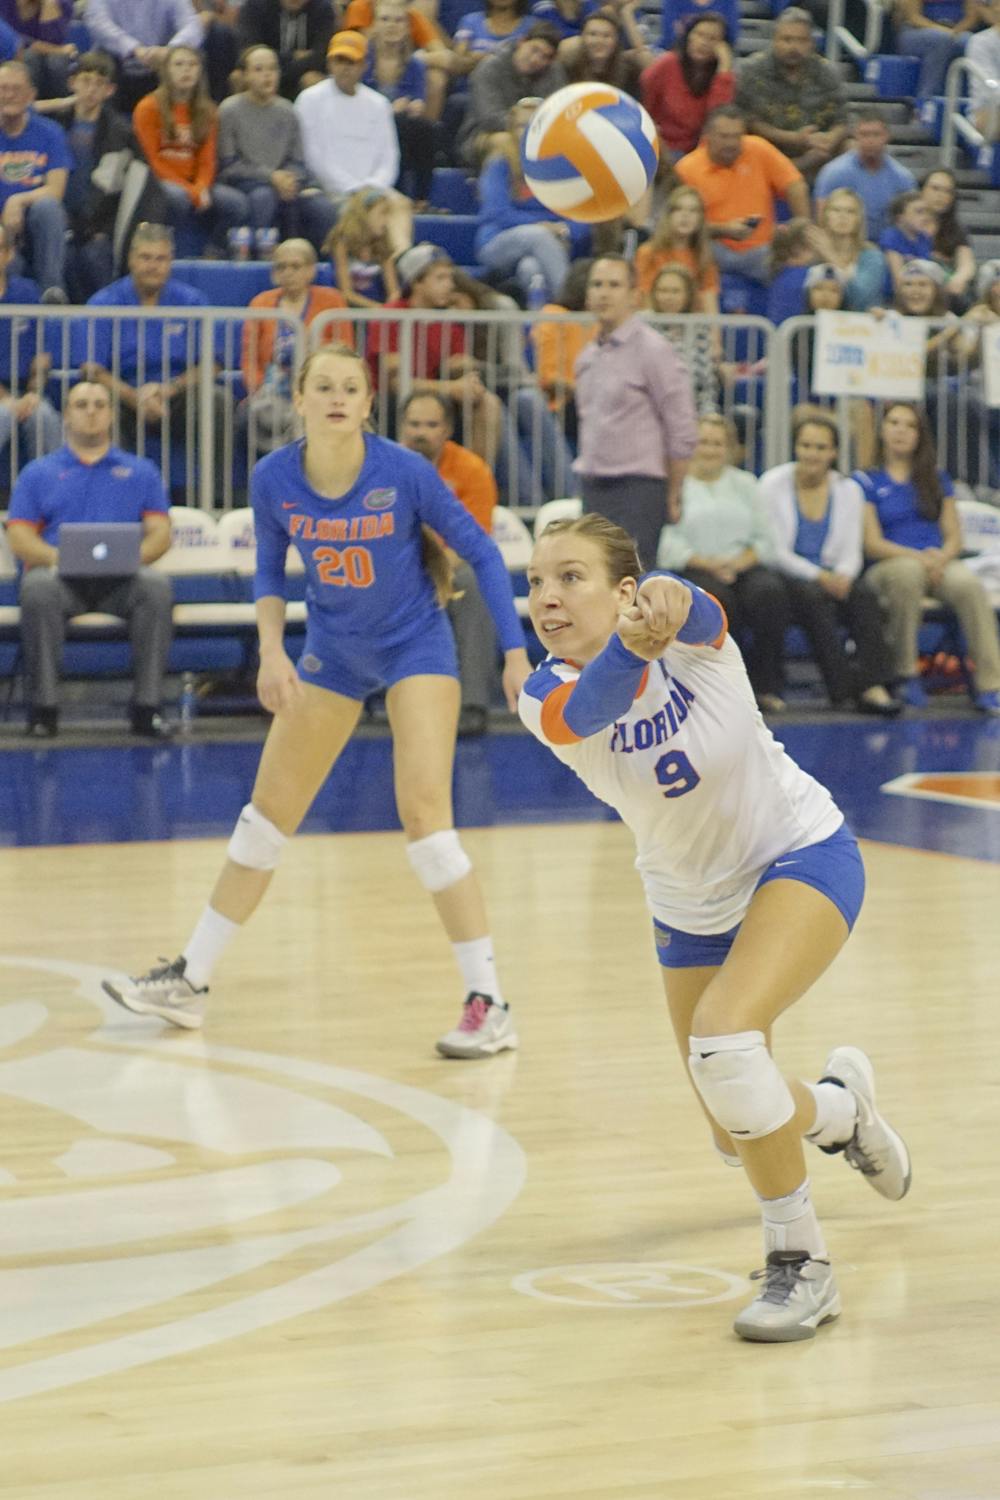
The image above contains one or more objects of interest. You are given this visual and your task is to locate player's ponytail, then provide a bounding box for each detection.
[420,527,460,607]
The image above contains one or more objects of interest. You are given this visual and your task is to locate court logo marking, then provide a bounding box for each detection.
[0,957,526,1407]
[881,772,1000,812]
[512,1262,747,1309]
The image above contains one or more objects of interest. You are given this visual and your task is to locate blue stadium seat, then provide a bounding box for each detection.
[413,213,478,264]
[864,55,921,98]
[171,261,336,305]
[429,169,478,215]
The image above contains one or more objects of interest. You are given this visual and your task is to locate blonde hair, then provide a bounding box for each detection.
[537,513,641,584]
[155,45,215,146]
[324,189,393,262]
[649,187,714,286]
[818,187,869,257]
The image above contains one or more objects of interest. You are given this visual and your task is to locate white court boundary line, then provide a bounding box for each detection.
[881,772,1000,813]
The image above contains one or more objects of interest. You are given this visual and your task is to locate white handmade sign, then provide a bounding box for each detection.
[812,311,926,400]
[979,321,1000,407]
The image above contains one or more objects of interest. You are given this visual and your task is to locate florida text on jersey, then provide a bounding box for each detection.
[250,435,524,651]
[518,579,843,934]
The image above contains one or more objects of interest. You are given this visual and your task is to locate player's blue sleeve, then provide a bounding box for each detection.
[521,635,648,743]
[639,570,727,646]
[250,461,290,600]
[408,455,525,652]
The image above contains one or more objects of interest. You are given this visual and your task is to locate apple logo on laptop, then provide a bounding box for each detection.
[92,543,108,562]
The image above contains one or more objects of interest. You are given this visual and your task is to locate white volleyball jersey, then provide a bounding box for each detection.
[519,634,843,934]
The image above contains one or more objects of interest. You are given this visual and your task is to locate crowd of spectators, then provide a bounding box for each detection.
[3,0,1000,733]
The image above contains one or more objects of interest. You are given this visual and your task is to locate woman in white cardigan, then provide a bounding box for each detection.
[759,410,902,715]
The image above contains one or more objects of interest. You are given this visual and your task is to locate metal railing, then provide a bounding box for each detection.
[825,0,884,67]
[941,56,999,169]
[770,314,998,489]
[0,304,306,510]
[0,303,777,517]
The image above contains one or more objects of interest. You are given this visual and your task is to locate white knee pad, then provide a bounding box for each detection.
[688,1031,795,1141]
[406,829,472,893]
[226,803,287,871]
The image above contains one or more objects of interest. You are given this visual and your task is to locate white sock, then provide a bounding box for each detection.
[804,1079,858,1150]
[759,1179,827,1259]
[451,937,505,1007]
[182,907,240,989]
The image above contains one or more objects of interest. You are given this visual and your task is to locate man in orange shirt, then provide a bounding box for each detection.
[676,103,810,284]
[240,236,353,451]
[400,389,499,734]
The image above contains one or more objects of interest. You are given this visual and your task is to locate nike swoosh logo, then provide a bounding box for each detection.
[281,502,297,510]
[773,860,799,868]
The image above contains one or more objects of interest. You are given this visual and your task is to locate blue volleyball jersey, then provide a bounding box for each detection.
[251,434,524,651]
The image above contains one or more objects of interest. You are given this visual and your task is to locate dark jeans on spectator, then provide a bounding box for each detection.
[396,112,436,202]
[784,574,895,704]
[223,179,339,250]
[160,181,246,251]
[682,564,790,698]
[580,472,670,575]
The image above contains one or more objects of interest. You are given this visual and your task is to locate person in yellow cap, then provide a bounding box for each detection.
[293,27,414,253]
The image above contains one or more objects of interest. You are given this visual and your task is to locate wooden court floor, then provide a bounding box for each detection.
[0,824,998,1499]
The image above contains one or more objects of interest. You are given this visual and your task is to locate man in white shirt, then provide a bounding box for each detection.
[969,0,1000,137]
[293,29,412,252]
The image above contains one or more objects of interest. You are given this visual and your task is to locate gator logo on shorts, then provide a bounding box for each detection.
[362,488,396,512]
[301,653,323,674]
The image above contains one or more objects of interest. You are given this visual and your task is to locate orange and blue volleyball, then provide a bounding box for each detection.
[521,84,659,224]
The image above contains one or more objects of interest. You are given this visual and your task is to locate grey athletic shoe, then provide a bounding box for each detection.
[821,1046,911,1201]
[435,992,518,1059]
[102,956,207,1029]
[734,1251,841,1343]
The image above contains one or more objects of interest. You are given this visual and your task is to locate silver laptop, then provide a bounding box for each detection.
[57,523,142,578]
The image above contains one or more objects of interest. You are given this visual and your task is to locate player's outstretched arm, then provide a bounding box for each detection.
[617,575,693,660]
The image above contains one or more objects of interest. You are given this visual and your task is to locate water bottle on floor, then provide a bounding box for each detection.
[179,673,197,732]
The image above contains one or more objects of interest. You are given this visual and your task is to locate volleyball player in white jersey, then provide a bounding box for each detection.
[519,514,910,1343]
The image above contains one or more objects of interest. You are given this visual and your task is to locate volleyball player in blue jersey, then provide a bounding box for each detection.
[519,513,910,1342]
[104,345,531,1059]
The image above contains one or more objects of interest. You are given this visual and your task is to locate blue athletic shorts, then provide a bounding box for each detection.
[296,610,459,701]
[652,822,865,970]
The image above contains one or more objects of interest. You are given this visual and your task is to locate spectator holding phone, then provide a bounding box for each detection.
[676,104,809,284]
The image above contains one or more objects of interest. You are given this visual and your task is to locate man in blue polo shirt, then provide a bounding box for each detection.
[6,380,175,739]
[0,59,71,301]
[814,110,916,242]
[78,221,227,492]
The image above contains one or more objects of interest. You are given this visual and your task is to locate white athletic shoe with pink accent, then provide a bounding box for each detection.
[435,992,518,1059]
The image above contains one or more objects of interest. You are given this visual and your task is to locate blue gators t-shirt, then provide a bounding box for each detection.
[854,467,951,552]
[0,111,72,206]
[7,444,170,546]
[252,434,524,651]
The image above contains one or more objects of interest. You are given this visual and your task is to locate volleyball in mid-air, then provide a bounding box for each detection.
[521,84,659,224]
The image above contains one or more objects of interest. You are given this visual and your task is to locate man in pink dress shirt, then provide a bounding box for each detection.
[573,255,699,570]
